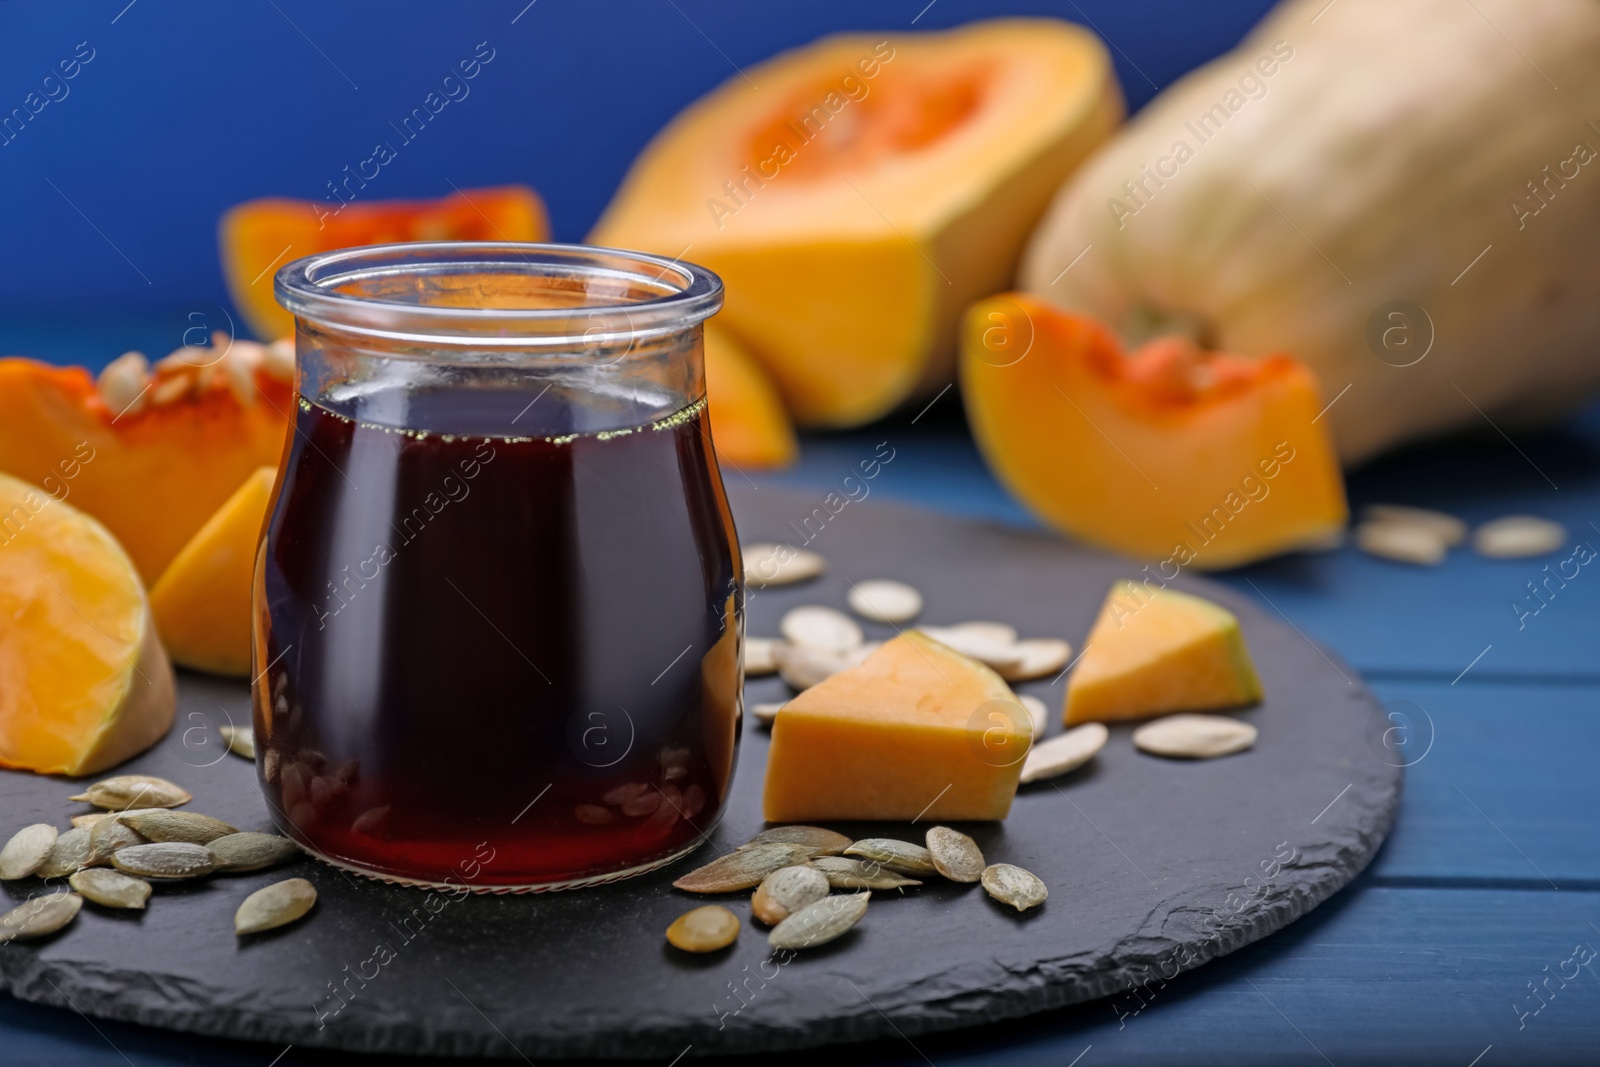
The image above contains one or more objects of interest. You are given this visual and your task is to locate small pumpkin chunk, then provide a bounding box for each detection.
[1064,581,1262,725]
[763,631,1029,822]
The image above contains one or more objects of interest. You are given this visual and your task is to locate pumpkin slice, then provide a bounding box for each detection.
[150,466,276,677]
[961,294,1347,569]
[763,631,1029,822]
[1065,581,1262,726]
[0,357,291,583]
[591,19,1122,428]
[221,185,549,340]
[0,471,175,776]
[704,323,796,469]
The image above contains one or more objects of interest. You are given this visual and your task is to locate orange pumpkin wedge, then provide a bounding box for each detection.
[150,466,276,677]
[704,324,796,469]
[961,294,1347,569]
[0,356,291,584]
[591,19,1122,428]
[221,185,550,340]
[0,471,175,776]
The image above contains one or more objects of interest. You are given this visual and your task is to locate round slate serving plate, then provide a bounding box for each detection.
[0,488,1400,1059]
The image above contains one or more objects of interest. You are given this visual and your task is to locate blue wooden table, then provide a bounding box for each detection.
[3,326,1598,1066]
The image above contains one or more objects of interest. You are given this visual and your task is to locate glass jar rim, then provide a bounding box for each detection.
[274,241,723,348]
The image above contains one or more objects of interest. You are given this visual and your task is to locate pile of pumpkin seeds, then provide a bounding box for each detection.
[0,773,311,944]
[664,823,1046,953]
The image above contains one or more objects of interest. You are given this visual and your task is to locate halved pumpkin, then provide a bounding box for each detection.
[703,324,796,469]
[961,294,1347,569]
[150,466,276,677]
[222,185,549,340]
[591,19,1122,427]
[0,471,175,776]
[0,359,291,583]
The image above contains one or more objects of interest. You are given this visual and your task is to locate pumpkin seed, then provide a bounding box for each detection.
[768,891,869,951]
[673,843,815,893]
[665,904,740,952]
[119,810,238,845]
[86,817,145,866]
[70,813,114,829]
[998,639,1073,683]
[96,351,150,415]
[843,838,938,876]
[0,824,58,880]
[1473,515,1566,558]
[0,892,82,943]
[745,637,780,677]
[846,579,923,623]
[744,542,825,588]
[744,825,853,856]
[219,343,258,406]
[220,724,256,760]
[149,372,194,407]
[750,865,830,925]
[1364,504,1466,546]
[981,863,1048,912]
[811,856,922,890]
[110,841,220,880]
[1133,714,1257,759]
[917,626,1025,673]
[209,832,301,873]
[751,701,785,726]
[780,605,863,653]
[1019,694,1049,741]
[926,826,985,883]
[69,775,192,811]
[1355,520,1448,565]
[69,868,152,910]
[235,876,316,935]
[35,826,93,878]
[773,643,853,690]
[1020,722,1109,783]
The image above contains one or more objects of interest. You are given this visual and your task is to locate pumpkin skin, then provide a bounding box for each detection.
[0,359,291,583]
[960,294,1347,568]
[1021,0,1600,463]
[592,19,1122,428]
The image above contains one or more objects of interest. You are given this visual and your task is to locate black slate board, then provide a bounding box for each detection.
[0,488,1400,1059]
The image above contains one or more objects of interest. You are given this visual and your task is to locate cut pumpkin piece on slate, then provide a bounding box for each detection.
[591,19,1122,428]
[703,323,796,469]
[0,358,291,583]
[763,631,1030,822]
[961,294,1347,569]
[0,471,176,776]
[150,466,276,677]
[1065,581,1262,726]
[222,185,550,340]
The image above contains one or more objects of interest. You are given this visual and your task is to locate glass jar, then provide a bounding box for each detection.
[259,242,742,892]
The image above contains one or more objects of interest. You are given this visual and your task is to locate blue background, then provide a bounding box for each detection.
[0,0,1271,326]
[5,3,1600,1066]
